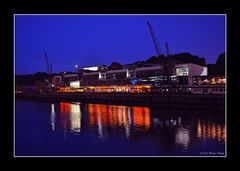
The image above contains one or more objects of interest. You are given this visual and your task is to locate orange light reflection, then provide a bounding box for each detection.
[197,119,225,144]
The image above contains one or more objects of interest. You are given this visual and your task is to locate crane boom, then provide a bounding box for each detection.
[165,41,170,57]
[45,50,50,74]
[147,20,162,57]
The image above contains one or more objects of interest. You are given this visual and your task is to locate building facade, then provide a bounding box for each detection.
[51,63,220,94]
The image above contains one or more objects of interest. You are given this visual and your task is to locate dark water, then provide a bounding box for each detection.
[15,100,225,156]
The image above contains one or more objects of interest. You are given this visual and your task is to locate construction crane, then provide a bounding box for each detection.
[147,20,162,57]
[45,50,50,74]
[165,41,170,57]
[44,51,53,74]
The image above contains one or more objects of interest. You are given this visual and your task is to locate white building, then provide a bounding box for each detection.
[175,63,208,86]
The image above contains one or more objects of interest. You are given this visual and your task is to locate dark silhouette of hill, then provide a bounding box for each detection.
[143,53,206,66]
[108,62,123,70]
[131,52,225,76]
[15,72,51,86]
[206,52,225,76]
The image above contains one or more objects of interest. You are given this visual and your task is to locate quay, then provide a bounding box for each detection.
[15,92,225,110]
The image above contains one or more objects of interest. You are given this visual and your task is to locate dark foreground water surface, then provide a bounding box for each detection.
[15,100,225,156]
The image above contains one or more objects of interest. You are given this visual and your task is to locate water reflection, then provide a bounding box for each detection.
[16,100,225,156]
[59,102,82,134]
[175,127,190,150]
[56,103,225,144]
[151,115,182,128]
[50,104,56,131]
[132,107,150,129]
[87,104,150,139]
[70,103,81,133]
[197,119,225,144]
[51,102,225,155]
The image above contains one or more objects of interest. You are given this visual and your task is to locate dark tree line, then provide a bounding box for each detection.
[96,52,225,74]
[134,52,225,76]
[145,53,206,66]
[206,52,225,76]
[15,72,51,86]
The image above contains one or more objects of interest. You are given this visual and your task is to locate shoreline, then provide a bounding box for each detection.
[15,92,225,110]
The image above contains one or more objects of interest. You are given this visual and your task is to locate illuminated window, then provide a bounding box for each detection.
[176,68,189,76]
[70,81,80,88]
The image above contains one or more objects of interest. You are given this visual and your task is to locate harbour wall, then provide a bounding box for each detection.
[15,92,225,110]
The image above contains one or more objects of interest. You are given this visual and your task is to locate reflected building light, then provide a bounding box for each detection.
[87,103,152,139]
[197,119,225,144]
[108,106,114,127]
[59,102,74,139]
[170,117,177,127]
[212,123,216,140]
[132,106,151,129]
[217,125,222,143]
[51,104,55,113]
[125,123,130,138]
[97,112,104,139]
[175,127,190,150]
[223,126,226,144]
[165,120,169,127]
[126,109,132,138]
[88,104,94,115]
[127,108,131,125]
[101,108,108,126]
[170,117,174,126]
[96,104,101,114]
[197,119,202,138]
[144,107,150,129]
[207,122,211,139]
[123,107,131,138]
[178,117,182,127]
[89,112,95,127]
[173,120,177,126]
[70,104,81,133]
[153,118,160,127]
[143,107,150,115]
[60,102,70,113]
[118,107,123,126]
[50,104,56,131]
[71,104,80,113]
[113,106,118,126]
[122,108,127,127]
[202,123,206,141]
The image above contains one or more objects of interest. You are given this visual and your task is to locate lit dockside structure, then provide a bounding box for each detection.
[51,62,225,94]
[49,21,225,95]
[15,20,225,95]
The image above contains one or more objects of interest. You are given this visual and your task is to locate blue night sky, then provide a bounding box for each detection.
[15,15,225,75]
